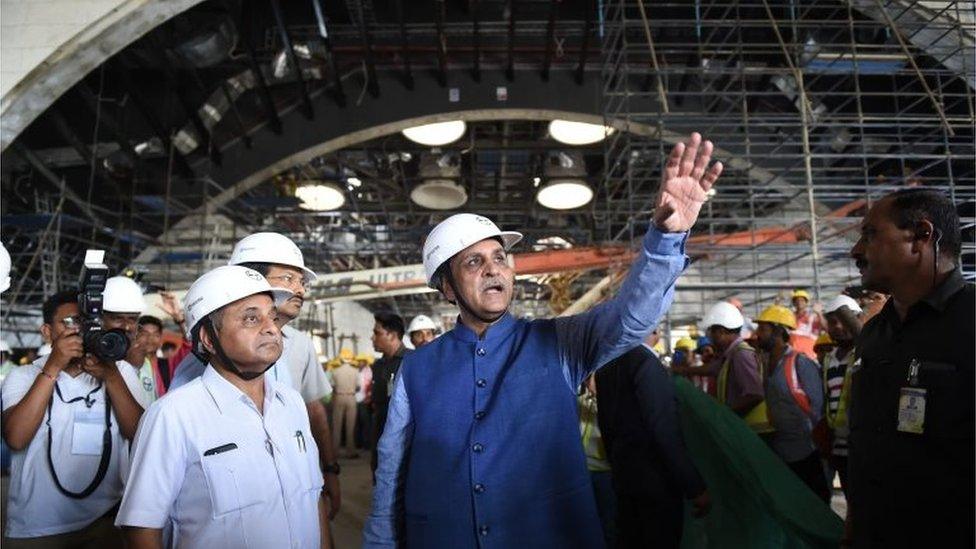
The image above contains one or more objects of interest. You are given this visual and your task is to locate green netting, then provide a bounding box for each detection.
[674,377,844,549]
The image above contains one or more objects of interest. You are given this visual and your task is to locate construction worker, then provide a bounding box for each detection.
[577,375,614,547]
[789,289,824,360]
[364,132,723,547]
[813,332,835,366]
[819,294,862,496]
[331,349,360,458]
[116,266,330,548]
[103,276,158,411]
[169,232,341,517]
[673,302,770,434]
[355,353,374,451]
[2,290,143,545]
[754,305,828,502]
[847,188,973,547]
[406,314,438,348]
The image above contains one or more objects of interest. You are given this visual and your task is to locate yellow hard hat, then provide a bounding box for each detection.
[675,337,696,352]
[815,332,835,347]
[757,305,797,330]
[339,348,354,361]
[792,289,811,301]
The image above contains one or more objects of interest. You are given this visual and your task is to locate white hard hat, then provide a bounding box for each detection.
[422,213,522,288]
[38,343,52,357]
[182,265,293,342]
[228,232,317,282]
[702,301,744,330]
[0,340,10,353]
[0,242,11,293]
[407,315,437,334]
[104,276,146,314]
[825,294,862,315]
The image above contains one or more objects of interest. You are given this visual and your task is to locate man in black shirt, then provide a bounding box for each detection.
[369,311,408,475]
[847,188,974,548]
[595,343,710,548]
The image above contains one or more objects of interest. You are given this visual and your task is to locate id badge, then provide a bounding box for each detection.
[72,407,104,455]
[897,387,927,434]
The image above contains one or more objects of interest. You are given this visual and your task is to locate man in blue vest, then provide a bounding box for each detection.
[363,133,723,548]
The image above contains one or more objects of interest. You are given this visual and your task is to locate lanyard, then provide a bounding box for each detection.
[46,378,113,499]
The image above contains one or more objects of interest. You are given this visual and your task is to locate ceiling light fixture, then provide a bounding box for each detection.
[410,179,468,210]
[548,120,615,146]
[401,121,467,146]
[296,181,345,211]
[536,179,593,210]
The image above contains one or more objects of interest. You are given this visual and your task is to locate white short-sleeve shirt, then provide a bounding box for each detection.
[116,365,324,549]
[1,358,128,538]
[281,325,332,402]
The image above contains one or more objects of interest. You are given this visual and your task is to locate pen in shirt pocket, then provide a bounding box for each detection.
[295,431,306,452]
[203,443,238,456]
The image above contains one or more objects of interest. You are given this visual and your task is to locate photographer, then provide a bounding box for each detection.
[102,276,158,410]
[1,289,143,546]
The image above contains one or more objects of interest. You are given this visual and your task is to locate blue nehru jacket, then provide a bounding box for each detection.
[363,228,688,548]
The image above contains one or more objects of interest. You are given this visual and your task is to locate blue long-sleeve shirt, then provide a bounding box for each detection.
[363,227,688,548]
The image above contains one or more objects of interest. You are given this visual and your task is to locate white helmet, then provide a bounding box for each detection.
[422,214,523,288]
[825,294,862,315]
[104,276,146,314]
[228,232,317,282]
[0,340,10,353]
[407,315,438,334]
[0,242,10,293]
[38,343,52,357]
[182,265,293,343]
[702,301,744,330]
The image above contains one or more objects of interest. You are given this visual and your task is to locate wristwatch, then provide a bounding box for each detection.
[323,462,341,475]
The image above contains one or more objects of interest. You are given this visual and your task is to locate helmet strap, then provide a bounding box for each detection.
[203,317,274,381]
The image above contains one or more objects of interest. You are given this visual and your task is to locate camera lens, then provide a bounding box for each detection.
[92,329,130,362]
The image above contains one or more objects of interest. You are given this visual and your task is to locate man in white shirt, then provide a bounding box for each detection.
[1,289,144,546]
[117,265,330,548]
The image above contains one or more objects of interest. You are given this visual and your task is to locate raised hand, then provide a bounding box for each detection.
[159,291,184,322]
[653,132,723,233]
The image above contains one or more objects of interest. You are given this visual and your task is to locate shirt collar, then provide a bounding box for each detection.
[450,312,518,343]
[920,268,966,313]
[201,364,286,414]
[722,336,746,360]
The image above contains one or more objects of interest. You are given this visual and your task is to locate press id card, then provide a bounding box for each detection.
[72,407,104,455]
[896,387,927,434]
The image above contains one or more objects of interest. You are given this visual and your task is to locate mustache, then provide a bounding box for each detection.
[479,277,509,292]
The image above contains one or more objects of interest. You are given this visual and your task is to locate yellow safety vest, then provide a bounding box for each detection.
[718,341,774,434]
[822,349,853,430]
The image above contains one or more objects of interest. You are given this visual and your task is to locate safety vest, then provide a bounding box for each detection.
[781,351,812,417]
[821,350,853,430]
[718,341,774,434]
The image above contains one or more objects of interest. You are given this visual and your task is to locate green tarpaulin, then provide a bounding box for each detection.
[675,377,844,548]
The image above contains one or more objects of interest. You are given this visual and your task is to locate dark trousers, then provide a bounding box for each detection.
[615,491,683,549]
[788,450,831,502]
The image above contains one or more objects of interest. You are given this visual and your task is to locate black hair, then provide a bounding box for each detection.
[374,311,405,339]
[138,315,163,331]
[42,289,79,325]
[161,342,177,352]
[235,262,271,277]
[886,188,961,258]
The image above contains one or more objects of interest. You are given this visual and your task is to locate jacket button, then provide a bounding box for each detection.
[472,443,484,453]
[477,348,486,356]
[479,525,489,536]
[476,379,487,388]
[475,411,485,420]
[474,483,485,493]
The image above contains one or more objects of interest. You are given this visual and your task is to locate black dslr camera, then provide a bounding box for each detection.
[77,250,129,362]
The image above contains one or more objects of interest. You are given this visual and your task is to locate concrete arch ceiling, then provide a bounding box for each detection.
[134,69,824,265]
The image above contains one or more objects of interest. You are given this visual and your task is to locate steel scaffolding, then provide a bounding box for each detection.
[600,0,975,323]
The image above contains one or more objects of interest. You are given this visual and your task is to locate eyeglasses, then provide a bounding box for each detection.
[266,273,311,290]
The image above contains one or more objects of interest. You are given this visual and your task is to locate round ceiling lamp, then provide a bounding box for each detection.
[536,179,594,210]
[548,119,615,146]
[296,181,345,211]
[410,179,468,210]
[401,121,467,146]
